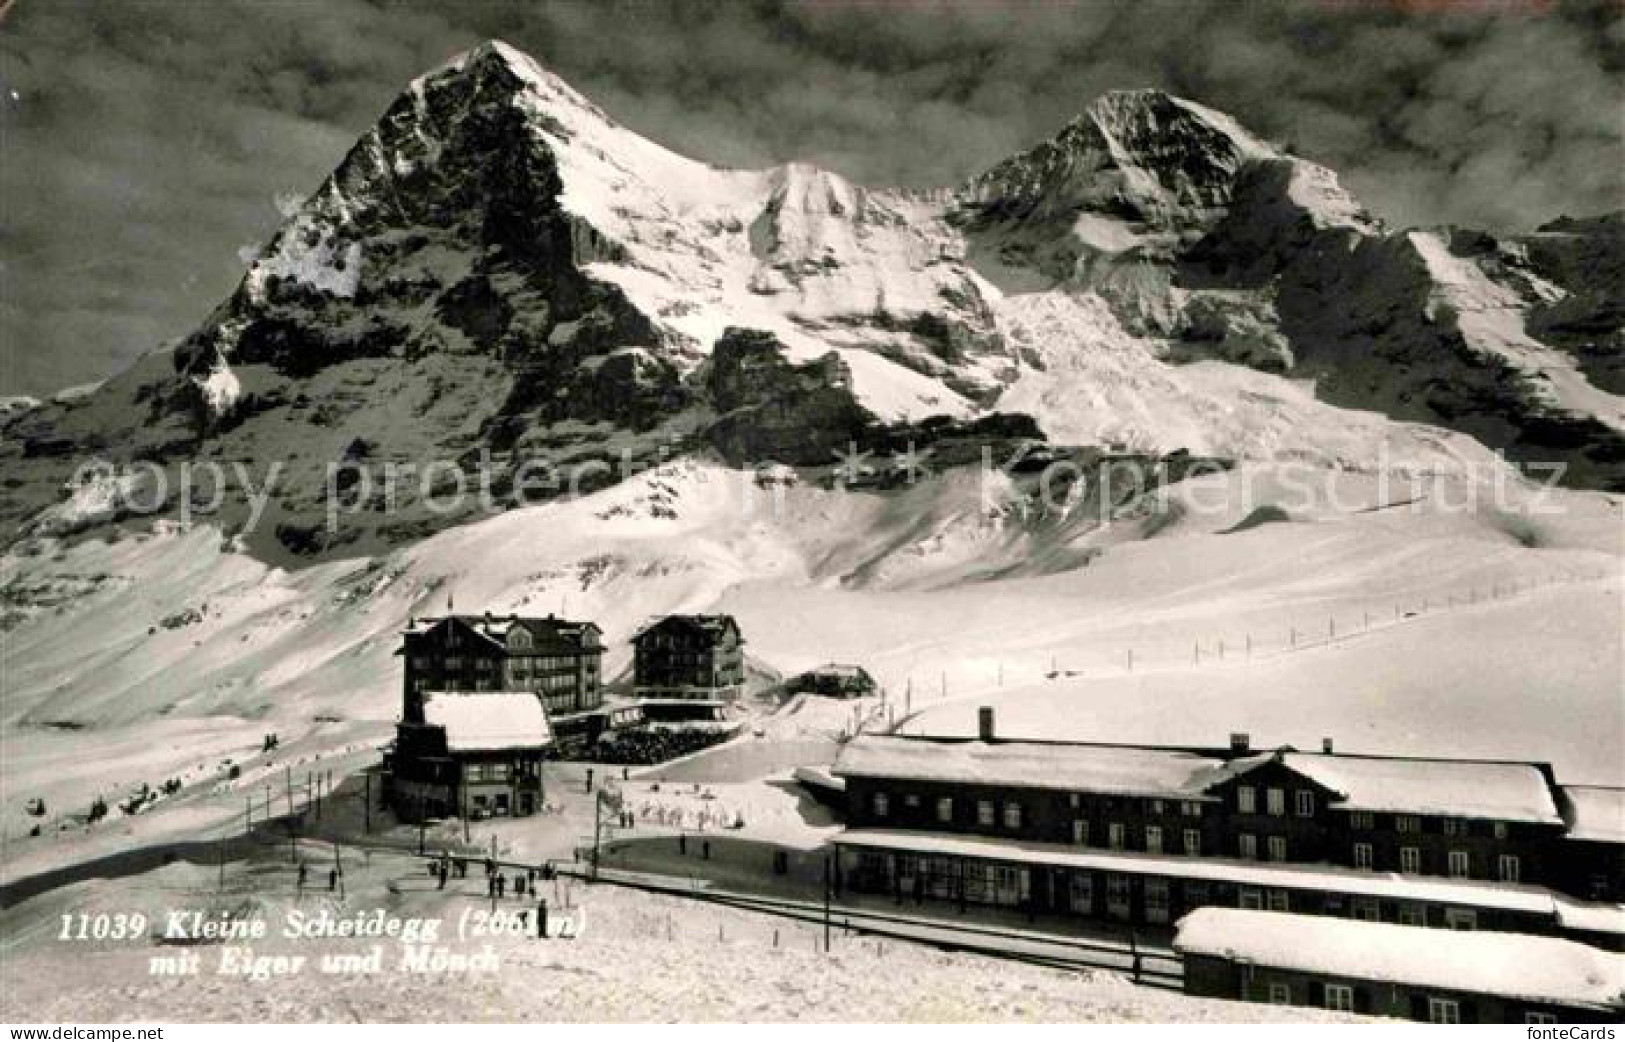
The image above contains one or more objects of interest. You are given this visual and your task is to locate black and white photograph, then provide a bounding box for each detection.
[0,0,1621,1028]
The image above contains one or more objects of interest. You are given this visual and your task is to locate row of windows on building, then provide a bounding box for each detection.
[869,792,1523,880]
[874,786,1515,842]
[463,762,535,782]
[1279,985,1560,1024]
[1348,809,1510,838]
[640,650,734,664]
[1311,986,1466,1023]
[861,853,1490,932]
[413,676,588,694]
[1233,789,1510,839]
[1353,842,1523,882]
[412,655,591,672]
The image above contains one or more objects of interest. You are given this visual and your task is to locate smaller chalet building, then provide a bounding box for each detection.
[1176,908,1624,1022]
[631,615,745,700]
[389,691,551,821]
[399,613,604,718]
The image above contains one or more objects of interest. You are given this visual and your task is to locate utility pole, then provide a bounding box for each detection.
[592,790,603,883]
[363,773,371,834]
[823,854,832,953]
[286,768,298,864]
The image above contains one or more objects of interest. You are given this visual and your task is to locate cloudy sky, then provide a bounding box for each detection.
[1,0,1620,396]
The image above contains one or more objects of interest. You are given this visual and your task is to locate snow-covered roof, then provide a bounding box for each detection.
[1560,785,1625,843]
[422,691,552,752]
[1281,753,1562,825]
[804,663,872,678]
[833,736,1223,800]
[834,829,1560,915]
[403,614,601,651]
[631,613,741,644]
[1174,909,1625,1011]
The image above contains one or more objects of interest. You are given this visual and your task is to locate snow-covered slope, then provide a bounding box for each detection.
[1,42,1621,887]
[2,456,1620,884]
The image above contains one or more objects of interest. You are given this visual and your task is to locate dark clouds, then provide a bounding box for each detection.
[1,0,1620,395]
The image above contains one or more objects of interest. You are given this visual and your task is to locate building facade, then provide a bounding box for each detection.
[388,690,551,821]
[399,613,604,719]
[631,614,745,700]
[1176,909,1624,1023]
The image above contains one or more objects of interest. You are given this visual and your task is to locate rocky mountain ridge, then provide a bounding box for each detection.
[2,39,1620,561]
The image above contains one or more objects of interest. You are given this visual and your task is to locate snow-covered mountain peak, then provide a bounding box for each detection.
[956,87,1279,234]
[426,38,617,132]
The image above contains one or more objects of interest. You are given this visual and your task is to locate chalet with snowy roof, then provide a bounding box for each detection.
[790,663,877,699]
[399,613,604,718]
[829,710,1624,943]
[1175,908,1625,1022]
[630,614,745,701]
[388,690,551,821]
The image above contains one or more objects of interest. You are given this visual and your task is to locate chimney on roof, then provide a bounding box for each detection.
[1322,737,1334,754]
[1230,732,1251,753]
[978,706,996,743]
